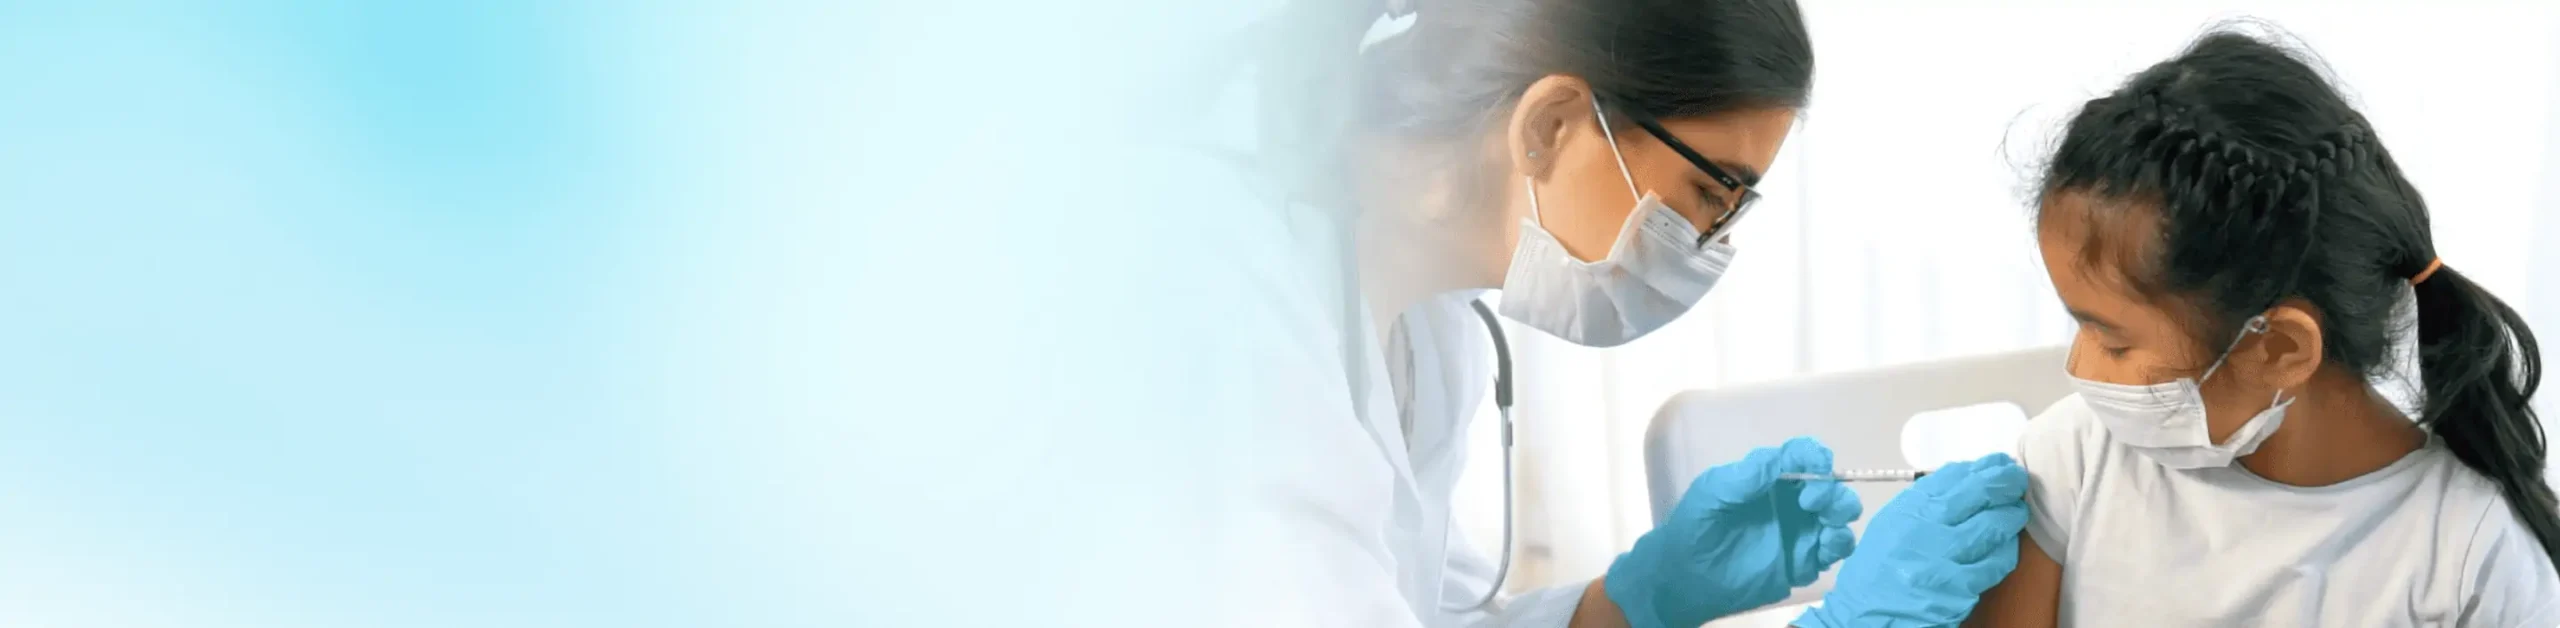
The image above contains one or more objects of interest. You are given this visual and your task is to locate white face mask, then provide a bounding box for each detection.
[2067,314,2295,469]
[1497,97,1736,348]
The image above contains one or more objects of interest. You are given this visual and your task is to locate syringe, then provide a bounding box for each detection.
[1778,469,1928,482]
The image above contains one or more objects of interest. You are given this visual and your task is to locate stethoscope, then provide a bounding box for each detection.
[1449,299,1515,612]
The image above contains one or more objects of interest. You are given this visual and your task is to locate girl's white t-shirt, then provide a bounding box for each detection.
[2019,393,2560,627]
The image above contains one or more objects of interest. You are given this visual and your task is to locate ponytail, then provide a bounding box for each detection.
[2413,265,2560,563]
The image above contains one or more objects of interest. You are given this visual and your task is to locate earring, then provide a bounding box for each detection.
[1527,150,1539,159]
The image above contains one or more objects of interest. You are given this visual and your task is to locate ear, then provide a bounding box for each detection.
[2249,299,2326,392]
[1503,74,1594,183]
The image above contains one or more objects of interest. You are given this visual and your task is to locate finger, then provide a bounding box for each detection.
[1692,445,1784,510]
[1815,525,1856,568]
[1782,524,1844,587]
[1776,436,1835,475]
[1788,535,1824,587]
[1952,502,2031,565]
[1974,452,2019,470]
[1968,453,2028,498]
[1797,481,1862,526]
[1929,456,2030,526]
[1912,455,1978,498]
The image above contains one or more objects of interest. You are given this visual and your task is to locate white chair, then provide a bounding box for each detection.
[1651,345,2072,616]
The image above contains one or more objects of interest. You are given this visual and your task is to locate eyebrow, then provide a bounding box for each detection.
[1714,161,1763,187]
[2066,308,2120,333]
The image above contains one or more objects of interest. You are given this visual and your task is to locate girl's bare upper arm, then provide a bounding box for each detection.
[1963,535,2063,628]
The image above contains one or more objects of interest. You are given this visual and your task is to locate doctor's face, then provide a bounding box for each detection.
[1502,78,1795,263]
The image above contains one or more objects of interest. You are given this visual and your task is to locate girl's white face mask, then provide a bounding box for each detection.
[2067,314,2294,469]
[1497,97,1735,348]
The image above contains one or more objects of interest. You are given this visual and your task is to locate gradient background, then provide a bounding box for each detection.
[13,1,2539,627]
[1,1,1268,626]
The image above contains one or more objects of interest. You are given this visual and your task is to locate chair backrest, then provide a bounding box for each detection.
[1645,345,2073,525]
[1647,345,2072,611]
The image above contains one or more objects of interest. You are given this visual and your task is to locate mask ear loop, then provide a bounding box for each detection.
[1522,175,1542,225]
[2249,314,2295,413]
[1522,95,1641,233]
[2197,314,2273,383]
[1588,94,1640,202]
[2193,314,2292,423]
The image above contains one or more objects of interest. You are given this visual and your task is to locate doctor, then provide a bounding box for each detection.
[1255,0,2037,626]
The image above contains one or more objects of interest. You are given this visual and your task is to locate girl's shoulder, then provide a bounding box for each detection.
[2395,435,2560,625]
[2448,483,2560,626]
[2016,392,2111,478]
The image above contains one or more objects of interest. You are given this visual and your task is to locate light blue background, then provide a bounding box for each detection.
[1,1,1283,625]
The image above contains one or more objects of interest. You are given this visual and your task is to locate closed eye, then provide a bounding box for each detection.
[1698,185,1735,220]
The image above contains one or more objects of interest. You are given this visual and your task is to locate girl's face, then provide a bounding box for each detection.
[2037,194,2203,386]
[2037,192,2309,443]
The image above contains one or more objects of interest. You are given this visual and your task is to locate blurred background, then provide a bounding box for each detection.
[2,0,2555,626]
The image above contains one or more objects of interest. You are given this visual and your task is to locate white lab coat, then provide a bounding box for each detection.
[1382,291,1593,627]
[1183,10,1588,618]
[1216,187,1588,627]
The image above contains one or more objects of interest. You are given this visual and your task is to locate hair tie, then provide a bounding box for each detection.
[1358,11,1418,53]
[2411,258,2445,285]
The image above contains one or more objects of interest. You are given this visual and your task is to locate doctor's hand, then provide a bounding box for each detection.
[1794,452,2029,628]
[1603,437,1861,628]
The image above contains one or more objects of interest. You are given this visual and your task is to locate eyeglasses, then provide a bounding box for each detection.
[1608,101,1761,248]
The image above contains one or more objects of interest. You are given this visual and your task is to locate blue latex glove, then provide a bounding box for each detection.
[1605,437,1862,628]
[1795,452,2030,628]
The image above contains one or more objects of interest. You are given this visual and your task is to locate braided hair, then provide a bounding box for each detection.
[2038,30,2560,564]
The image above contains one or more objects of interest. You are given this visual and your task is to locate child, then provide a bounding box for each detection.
[1966,30,2560,626]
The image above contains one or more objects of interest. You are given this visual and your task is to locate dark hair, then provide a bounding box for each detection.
[1235,0,1813,208]
[2037,29,2560,563]
[1359,0,1814,138]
